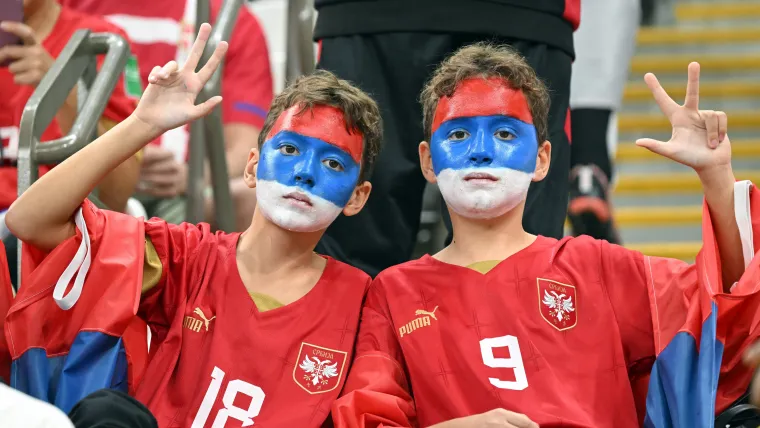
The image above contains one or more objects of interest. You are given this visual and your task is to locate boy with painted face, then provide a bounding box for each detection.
[332,44,760,427]
[6,25,383,427]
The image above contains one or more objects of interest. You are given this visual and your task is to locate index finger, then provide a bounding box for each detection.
[644,72,679,119]
[684,62,700,110]
[0,21,37,45]
[182,23,212,73]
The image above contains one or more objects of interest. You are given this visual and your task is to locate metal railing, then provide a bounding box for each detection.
[284,0,316,82]
[15,30,130,288]
[185,0,240,231]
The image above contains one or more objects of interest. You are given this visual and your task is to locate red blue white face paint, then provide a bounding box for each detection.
[256,105,364,232]
[430,78,538,219]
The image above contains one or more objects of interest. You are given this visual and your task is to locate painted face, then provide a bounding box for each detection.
[430,77,538,219]
[256,105,363,232]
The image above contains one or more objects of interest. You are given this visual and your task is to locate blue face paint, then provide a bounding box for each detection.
[429,115,538,175]
[257,130,361,207]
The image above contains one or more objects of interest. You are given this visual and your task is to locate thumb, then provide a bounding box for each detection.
[189,96,223,120]
[635,138,671,157]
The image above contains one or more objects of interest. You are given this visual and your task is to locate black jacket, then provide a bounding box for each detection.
[313,0,580,58]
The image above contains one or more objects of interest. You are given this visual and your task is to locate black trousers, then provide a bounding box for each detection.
[316,32,572,277]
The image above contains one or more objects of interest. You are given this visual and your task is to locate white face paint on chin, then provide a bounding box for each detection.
[436,167,533,219]
[256,179,343,232]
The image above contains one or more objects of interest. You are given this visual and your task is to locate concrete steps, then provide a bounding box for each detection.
[615,0,760,261]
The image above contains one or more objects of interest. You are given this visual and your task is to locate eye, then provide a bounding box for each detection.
[322,158,345,172]
[495,130,515,141]
[278,144,299,155]
[448,130,470,141]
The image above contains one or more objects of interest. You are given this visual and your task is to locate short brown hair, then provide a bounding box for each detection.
[420,43,550,145]
[259,70,383,182]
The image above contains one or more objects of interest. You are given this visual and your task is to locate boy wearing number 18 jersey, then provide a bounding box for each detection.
[6,24,382,428]
[332,44,760,427]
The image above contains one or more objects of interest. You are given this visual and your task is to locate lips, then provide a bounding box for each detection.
[464,172,498,182]
[283,191,313,207]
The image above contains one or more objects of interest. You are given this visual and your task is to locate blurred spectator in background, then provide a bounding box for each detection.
[0,0,141,286]
[313,0,577,276]
[62,0,273,231]
[567,0,641,243]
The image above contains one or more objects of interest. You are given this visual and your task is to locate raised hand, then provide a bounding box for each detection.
[133,23,228,133]
[636,62,731,174]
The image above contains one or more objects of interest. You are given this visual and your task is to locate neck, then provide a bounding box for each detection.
[25,0,60,42]
[442,203,535,264]
[236,210,323,276]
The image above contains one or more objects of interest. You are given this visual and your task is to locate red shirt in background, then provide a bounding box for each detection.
[0,6,137,210]
[61,0,274,162]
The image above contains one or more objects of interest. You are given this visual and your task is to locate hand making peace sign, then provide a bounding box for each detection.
[133,23,228,134]
[636,62,732,175]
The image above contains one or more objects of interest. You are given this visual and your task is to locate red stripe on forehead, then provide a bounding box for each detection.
[266,104,364,164]
[431,77,533,135]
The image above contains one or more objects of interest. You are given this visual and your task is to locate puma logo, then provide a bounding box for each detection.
[415,306,439,321]
[400,306,440,338]
[184,307,216,333]
[194,308,216,331]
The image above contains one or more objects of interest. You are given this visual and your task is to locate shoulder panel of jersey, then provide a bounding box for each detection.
[322,257,372,295]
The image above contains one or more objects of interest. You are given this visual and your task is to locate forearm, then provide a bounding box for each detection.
[98,154,141,212]
[6,115,161,250]
[54,90,137,213]
[699,165,744,291]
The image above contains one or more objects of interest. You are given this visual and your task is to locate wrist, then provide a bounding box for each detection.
[697,164,735,190]
[126,114,165,143]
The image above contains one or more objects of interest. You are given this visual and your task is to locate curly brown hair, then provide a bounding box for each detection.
[259,70,383,182]
[420,42,550,145]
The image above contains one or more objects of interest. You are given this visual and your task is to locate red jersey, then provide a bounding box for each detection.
[0,239,12,384]
[0,7,136,210]
[333,190,760,428]
[61,0,274,162]
[135,219,370,428]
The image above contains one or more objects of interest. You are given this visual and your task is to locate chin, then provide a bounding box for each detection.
[255,179,342,232]
[436,167,532,220]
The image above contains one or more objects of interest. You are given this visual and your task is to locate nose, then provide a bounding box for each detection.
[469,129,493,166]
[294,167,315,187]
[293,152,318,188]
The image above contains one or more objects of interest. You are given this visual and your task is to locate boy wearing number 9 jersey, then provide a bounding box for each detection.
[332,43,760,427]
[6,24,382,428]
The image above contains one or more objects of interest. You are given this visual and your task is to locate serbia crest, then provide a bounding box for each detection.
[537,278,578,331]
[293,342,347,394]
